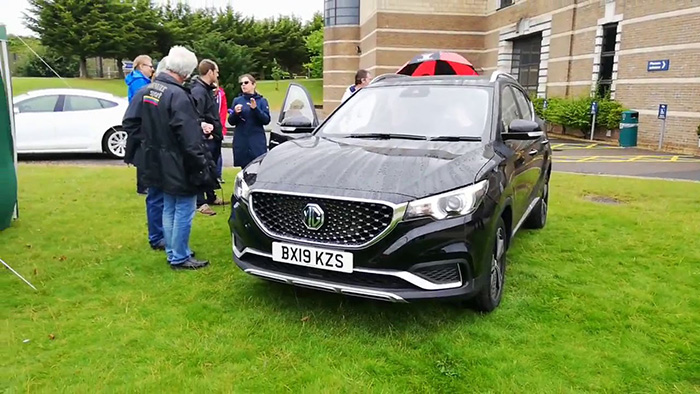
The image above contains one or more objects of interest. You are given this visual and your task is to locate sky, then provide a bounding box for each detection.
[1,0,323,37]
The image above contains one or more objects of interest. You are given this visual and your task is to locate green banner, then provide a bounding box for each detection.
[0,70,18,230]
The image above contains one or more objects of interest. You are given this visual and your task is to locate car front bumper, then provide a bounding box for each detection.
[229,195,496,303]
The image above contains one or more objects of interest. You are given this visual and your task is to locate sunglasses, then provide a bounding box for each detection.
[240,81,251,86]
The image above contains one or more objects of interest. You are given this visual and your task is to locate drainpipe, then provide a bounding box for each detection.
[564,0,579,97]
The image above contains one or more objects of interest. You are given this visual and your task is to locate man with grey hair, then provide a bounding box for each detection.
[123,46,217,270]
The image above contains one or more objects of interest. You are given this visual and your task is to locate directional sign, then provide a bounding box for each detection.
[590,101,598,115]
[647,59,670,72]
[658,104,668,120]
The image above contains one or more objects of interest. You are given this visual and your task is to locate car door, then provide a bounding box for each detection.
[13,94,61,152]
[510,86,547,215]
[268,83,319,150]
[498,84,531,223]
[52,94,108,150]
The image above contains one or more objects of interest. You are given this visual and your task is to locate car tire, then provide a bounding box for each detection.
[103,127,128,159]
[524,180,548,230]
[471,217,507,313]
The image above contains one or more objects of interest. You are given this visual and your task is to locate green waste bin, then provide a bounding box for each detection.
[619,110,639,147]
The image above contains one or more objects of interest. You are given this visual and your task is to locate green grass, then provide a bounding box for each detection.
[1,166,699,392]
[11,78,324,110]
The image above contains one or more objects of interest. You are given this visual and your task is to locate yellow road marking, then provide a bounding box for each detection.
[585,143,598,149]
[577,156,600,162]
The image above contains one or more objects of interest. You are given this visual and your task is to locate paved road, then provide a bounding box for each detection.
[17,136,700,182]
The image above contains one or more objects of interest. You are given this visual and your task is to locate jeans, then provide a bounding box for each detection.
[146,187,164,247]
[216,151,223,179]
[163,193,197,264]
[197,138,221,206]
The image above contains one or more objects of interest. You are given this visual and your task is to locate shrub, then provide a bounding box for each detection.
[534,94,627,136]
[696,124,700,136]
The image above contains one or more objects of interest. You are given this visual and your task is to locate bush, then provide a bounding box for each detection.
[16,48,80,77]
[696,124,700,136]
[535,93,627,136]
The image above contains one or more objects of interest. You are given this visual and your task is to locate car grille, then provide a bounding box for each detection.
[413,264,461,284]
[250,192,395,246]
[247,255,417,290]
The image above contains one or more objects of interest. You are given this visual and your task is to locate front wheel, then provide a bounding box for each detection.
[524,181,549,230]
[103,127,128,159]
[471,217,507,313]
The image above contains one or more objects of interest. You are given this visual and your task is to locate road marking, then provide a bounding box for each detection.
[553,155,700,163]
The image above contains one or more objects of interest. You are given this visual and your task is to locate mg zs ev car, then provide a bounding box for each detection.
[229,71,552,312]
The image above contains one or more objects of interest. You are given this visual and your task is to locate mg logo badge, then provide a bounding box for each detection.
[303,203,324,230]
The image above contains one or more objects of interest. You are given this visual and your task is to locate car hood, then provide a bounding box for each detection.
[245,136,494,204]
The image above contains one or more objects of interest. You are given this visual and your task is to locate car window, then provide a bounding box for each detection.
[99,99,118,109]
[500,85,521,132]
[16,95,60,113]
[511,86,533,120]
[280,85,315,125]
[64,95,103,111]
[318,85,491,138]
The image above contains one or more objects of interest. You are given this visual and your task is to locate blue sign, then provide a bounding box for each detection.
[658,104,668,120]
[543,99,548,110]
[590,101,598,115]
[647,60,670,72]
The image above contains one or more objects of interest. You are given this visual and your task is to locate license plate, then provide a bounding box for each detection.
[271,242,353,273]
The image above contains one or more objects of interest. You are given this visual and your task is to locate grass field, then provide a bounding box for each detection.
[1,166,699,392]
[11,77,324,110]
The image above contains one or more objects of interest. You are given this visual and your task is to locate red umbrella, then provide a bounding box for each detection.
[396,51,479,76]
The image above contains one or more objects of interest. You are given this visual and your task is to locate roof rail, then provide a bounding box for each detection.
[489,70,517,82]
[370,73,410,84]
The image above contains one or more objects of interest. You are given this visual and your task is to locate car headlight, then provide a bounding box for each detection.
[405,180,489,220]
[234,171,250,201]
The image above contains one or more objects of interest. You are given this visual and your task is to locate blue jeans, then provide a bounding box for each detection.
[163,193,197,264]
[146,187,164,246]
[216,151,223,179]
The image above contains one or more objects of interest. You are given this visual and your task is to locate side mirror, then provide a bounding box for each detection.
[279,116,315,134]
[503,119,543,140]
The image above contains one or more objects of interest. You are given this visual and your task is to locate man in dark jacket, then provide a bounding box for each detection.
[189,59,223,216]
[123,46,217,270]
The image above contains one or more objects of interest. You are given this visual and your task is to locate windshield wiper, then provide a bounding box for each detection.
[428,136,482,142]
[344,133,428,141]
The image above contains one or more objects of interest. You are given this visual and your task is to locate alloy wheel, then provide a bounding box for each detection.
[108,130,128,158]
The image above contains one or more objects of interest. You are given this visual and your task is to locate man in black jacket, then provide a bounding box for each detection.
[123,46,217,270]
[190,59,223,216]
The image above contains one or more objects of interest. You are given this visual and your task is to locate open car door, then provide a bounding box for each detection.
[268,83,319,150]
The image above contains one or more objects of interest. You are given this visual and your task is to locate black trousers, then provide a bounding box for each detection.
[197,138,221,207]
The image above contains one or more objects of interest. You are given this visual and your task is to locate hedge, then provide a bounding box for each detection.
[531,94,628,137]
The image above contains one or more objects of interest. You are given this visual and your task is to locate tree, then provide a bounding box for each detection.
[270,58,290,90]
[108,0,161,77]
[303,29,323,78]
[25,0,127,77]
[17,48,80,77]
[193,32,257,99]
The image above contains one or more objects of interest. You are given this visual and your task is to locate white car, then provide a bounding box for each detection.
[13,89,129,159]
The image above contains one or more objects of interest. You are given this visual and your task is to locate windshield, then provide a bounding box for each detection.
[317,85,491,139]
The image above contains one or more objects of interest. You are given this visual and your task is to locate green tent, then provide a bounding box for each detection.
[0,24,18,230]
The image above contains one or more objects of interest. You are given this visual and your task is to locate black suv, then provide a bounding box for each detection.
[229,72,551,312]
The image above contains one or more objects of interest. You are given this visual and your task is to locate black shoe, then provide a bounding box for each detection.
[150,241,166,251]
[170,257,209,270]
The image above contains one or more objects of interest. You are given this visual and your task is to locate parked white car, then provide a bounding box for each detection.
[13,89,129,158]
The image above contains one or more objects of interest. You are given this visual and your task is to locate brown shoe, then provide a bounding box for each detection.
[212,198,225,206]
[197,204,216,216]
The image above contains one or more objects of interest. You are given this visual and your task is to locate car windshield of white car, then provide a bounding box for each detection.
[318,85,490,140]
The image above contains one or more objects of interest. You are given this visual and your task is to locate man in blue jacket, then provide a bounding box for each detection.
[125,55,154,195]
[125,55,154,102]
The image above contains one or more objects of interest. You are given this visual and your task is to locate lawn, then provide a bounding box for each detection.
[1,166,699,392]
[11,78,324,110]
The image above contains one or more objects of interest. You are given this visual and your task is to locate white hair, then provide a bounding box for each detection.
[155,56,168,76]
[164,46,197,78]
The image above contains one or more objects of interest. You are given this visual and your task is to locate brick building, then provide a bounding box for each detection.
[323,0,700,153]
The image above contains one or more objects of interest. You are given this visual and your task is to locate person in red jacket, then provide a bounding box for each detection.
[215,85,228,183]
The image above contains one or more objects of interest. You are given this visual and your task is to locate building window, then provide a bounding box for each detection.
[324,0,360,26]
[500,0,514,8]
[597,22,618,97]
[511,33,542,96]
